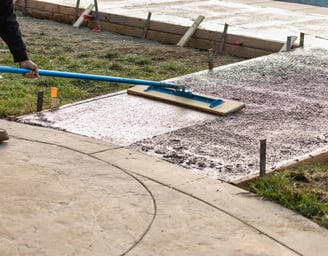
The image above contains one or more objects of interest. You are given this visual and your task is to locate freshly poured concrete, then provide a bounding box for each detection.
[18,0,328,182]
[20,92,216,146]
[20,48,328,182]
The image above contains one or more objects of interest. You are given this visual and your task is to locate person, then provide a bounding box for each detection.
[0,0,39,142]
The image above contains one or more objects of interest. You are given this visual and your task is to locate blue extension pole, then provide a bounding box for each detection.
[0,66,182,89]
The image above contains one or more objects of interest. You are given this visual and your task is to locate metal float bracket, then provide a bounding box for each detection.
[144,86,224,108]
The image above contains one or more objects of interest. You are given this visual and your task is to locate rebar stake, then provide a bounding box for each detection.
[208,48,214,72]
[260,139,267,177]
[219,23,229,54]
[143,12,152,39]
[300,32,305,47]
[37,91,44,112]
[286,36,292,51]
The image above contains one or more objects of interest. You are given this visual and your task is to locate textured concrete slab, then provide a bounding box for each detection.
[0,140,153,256]
[1,119,328,256]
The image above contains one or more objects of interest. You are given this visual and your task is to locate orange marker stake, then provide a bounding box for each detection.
[50,87,58,98]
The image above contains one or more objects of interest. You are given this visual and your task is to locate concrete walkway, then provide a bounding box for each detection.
[1,119,328,255]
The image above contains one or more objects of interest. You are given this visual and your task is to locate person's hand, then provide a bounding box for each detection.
[19,60,39,79]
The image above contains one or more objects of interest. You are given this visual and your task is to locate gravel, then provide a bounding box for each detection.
[129,48,328,182]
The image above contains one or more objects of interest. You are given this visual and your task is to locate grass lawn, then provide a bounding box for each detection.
[0,14,242,118]
[243,164,328,229]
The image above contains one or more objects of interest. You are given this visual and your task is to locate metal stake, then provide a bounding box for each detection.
[23,0,27,16]
[94,0,101,31]
[143,12,152,39]
[300,32,305,47]
[260,139,267,177]
[219,23,229,54]
[286,36,292,51]
[73,0,81,24]
[208,48,214,72]
[37,91,44,112]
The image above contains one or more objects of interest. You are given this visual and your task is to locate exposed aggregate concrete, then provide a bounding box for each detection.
[129,48,328,182]
[19,48,328,182]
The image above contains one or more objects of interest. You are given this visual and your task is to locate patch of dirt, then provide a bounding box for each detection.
[289,167,328,196]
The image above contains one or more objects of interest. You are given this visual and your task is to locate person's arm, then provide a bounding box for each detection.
[0,0,28,62]
[0,0,38,78]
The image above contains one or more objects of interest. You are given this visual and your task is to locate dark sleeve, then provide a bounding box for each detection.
[0,0,29,62]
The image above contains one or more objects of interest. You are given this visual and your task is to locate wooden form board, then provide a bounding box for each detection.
[127,85,245,116]
[15,0,286,58]
[233,150,328,186]
[177,15,205,47]
[97,13,283,53]
[73,3,94,28]
[280,36,298,52]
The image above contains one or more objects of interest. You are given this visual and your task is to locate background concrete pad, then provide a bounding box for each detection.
[40,0,328,45]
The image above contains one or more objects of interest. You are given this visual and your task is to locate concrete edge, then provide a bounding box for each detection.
[91,133,328,256]
[233,145,328,186]
[0,120,120,154]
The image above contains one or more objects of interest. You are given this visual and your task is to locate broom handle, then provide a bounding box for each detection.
[0,66,181,89]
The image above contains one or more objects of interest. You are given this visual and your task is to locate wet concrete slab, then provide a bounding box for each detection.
[18,0,328,182]
[20,91,216,146]
[128,48,328,181]
[19,48,328,182]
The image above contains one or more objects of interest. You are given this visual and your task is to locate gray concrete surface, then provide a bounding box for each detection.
[1,119,328,256]
[19,92,216,146]
[2,1,328,255]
